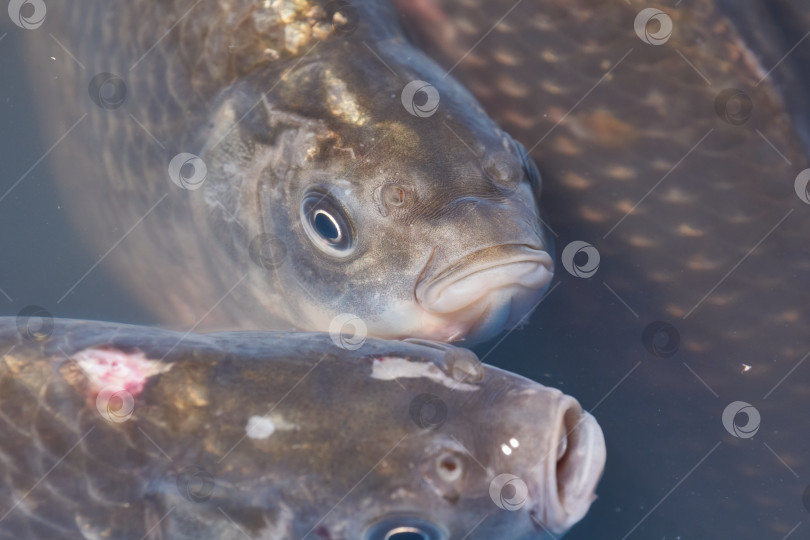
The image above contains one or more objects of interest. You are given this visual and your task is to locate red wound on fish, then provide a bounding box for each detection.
[71,346,171,397]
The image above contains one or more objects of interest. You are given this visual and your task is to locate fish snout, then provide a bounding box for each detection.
[530,396,606,535]
[414,244,553,339]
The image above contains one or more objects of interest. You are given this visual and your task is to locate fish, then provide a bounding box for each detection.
[0,316,605,539]
[17,0,554,344]
[399,0,810,538]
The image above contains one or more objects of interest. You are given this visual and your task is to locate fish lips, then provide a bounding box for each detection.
[529,403,606,536]
[414,244,554,338]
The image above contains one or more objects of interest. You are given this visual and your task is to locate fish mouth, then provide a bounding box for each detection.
[414,244,553,338]
[530,399,606,535]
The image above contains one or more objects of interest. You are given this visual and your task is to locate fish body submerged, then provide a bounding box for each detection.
[0,317,605,539]
[21,0,553,344]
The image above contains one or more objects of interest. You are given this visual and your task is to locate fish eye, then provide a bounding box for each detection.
[365,516,446,540]
[301,190,354,256]
[385,528,430,540]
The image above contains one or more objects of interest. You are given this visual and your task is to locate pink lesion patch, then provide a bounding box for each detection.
[71,346,172,397]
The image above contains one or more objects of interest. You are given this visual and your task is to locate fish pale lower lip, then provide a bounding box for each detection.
[415,246,554,315]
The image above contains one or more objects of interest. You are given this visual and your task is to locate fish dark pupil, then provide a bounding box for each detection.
[314,211,340,241]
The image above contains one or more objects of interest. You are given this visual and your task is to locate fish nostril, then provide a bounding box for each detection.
[482,151,522,188]
[375,183,414,216]
[436,451,464,482]
[383,185,407,207]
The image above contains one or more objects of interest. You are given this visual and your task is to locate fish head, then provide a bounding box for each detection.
[208,19,553,343]
[315,347,606,540]
[136,339,603,539]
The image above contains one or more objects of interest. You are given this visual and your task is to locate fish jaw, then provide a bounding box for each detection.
[286,245,553,345]
[412,244,554,342]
